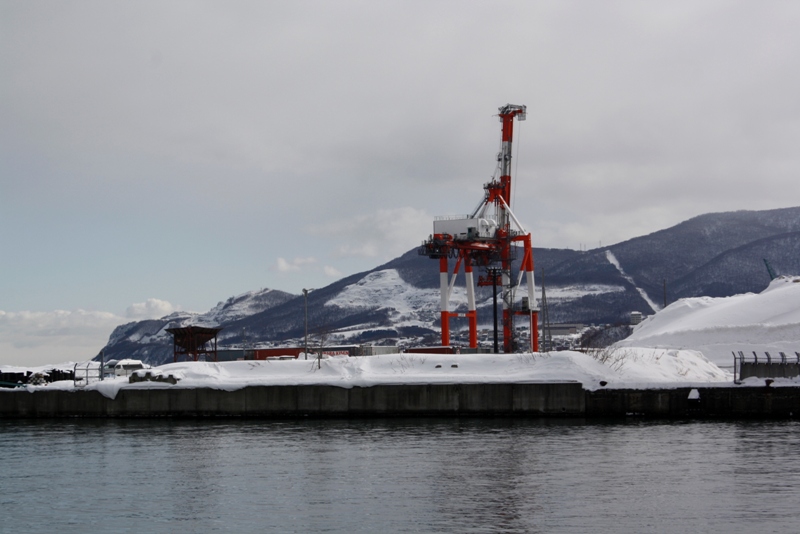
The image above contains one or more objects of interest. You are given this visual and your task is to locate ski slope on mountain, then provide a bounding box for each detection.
[615,275,800,367]
[326,269,446,322]
[325,268,626,335]
[606,250,661,312]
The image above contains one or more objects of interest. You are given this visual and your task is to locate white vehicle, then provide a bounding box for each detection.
[102,359,119,379]
[114,359,149,377]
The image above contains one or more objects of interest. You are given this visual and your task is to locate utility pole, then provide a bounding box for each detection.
[540,268,552,352]
[479,267,501,353]
[490,268,500,353]
[303,288,312,360]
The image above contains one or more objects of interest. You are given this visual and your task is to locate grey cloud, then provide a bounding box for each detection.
[3,0,800,315]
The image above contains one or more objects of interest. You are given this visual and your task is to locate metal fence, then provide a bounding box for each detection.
[73,361,105,387]
[733,350,800,383]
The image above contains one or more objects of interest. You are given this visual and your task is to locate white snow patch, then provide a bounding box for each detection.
[616,276,800,367]
[326,269,625,330]
[326,269,452,323]
[526,283,625,300]
[205,289,286,322]
[28,349,731,399]
[606,250,662,313]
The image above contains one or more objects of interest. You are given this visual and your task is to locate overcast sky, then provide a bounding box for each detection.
[3,1,800,365]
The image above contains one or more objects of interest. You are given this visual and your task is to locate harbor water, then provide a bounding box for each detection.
[2,418,799,533]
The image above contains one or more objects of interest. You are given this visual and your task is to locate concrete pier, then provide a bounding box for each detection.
[2,383,799,418]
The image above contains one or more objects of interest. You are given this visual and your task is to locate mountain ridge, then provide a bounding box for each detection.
[99,206,800,365]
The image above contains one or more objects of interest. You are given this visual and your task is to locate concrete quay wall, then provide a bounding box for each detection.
[0,383,584,418]
[3,383,800,418]
[586,386,800,417]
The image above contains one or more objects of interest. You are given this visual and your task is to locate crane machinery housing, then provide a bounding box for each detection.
[419,104,539,353]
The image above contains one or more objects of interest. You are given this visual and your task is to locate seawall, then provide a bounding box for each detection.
[0,383,583,418]
[2,383,799,418]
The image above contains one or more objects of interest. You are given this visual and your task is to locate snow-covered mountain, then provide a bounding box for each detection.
[100,206,800,365]
[102,288,294,364]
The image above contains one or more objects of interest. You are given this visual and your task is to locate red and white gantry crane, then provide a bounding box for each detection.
[420,104,539,353]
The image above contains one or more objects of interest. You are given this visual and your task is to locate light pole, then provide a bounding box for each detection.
[303,288,313,360]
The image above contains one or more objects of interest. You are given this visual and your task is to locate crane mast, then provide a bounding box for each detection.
[419,104,539,353]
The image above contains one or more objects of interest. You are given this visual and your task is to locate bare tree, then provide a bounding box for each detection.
[310,323,334,369]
